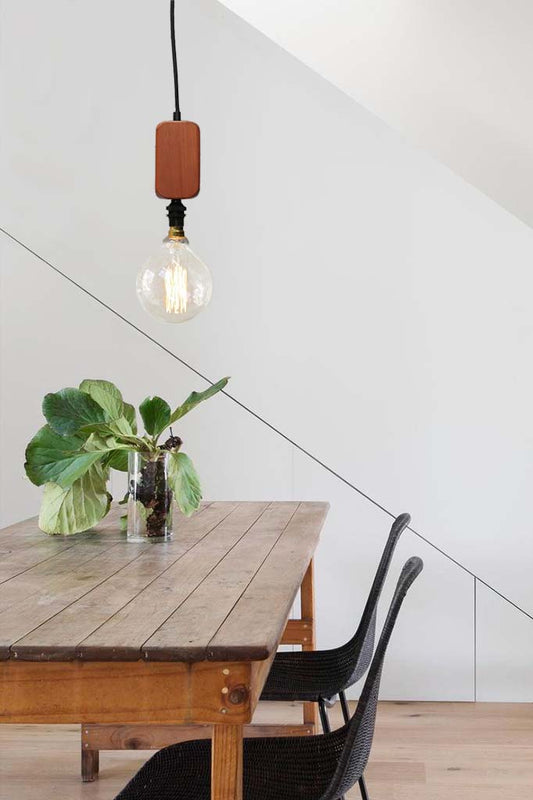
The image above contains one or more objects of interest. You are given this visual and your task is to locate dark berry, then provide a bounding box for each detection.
[161,435,183,452]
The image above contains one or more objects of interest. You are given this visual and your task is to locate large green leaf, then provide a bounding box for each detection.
[84,432,133,472]
[78,421,146,448]
[43,388,106,436]
[107,449,129,472]
[139,396,171,437]
[123,402,137,434]
[38,466,112,535]
[83,432,115,452]
[168,452,202,516]
[79,379,124,420]
[109,416,136,436]
[24,425,106,488]
[169,377,229,425]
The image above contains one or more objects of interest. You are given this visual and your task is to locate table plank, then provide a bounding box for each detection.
[0,504,213,604]
[0,501,327,666]
[0,506,123,554]
[0,539,78,583]
[143,502,299,661]
[1,543,149,659]
[0,540,118,616]
[207,502,329,661]
[12,503,238,661]
[76,502,266,661]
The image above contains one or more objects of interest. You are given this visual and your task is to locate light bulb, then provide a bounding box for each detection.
[137,231,212,323]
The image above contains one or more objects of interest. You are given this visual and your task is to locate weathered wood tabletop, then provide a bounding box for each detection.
[0,500,328,799]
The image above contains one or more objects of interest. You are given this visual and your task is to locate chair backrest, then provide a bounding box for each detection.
[342,512,411,688]
[323,555,423,800]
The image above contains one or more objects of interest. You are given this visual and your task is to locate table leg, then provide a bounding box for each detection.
[300,558,318,732]
[211,723,243,800]
[81,736,99,782]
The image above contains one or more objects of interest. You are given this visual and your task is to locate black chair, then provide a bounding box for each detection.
[261,512,410,800]
[114,556,423,800]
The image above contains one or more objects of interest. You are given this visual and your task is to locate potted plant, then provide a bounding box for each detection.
[24,377,228,538]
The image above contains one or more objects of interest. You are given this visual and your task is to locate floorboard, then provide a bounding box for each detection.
[1,701,531,799]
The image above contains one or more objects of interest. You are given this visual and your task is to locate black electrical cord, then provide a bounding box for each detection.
[170,0,181,121]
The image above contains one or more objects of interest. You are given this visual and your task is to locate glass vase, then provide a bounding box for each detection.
[127,451,173,542]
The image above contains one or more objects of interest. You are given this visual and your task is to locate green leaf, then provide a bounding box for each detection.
[79,379,124,421]
[113,416,137,435]
[43,388,106,436]
[123,403,137,434]
[38,466,112,535]
[78,421,146,448]
[107,449,129,472]
[83,432,114,452]
[169,377,229,425]
[119,513,128,532]
[139,396,171,437]
[24,425,106,488]
[84,432,133,472]
[167,452,202,516]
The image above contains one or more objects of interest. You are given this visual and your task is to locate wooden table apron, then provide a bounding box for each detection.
[0,501,328,800]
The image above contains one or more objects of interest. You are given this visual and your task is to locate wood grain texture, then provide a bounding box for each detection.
[13,503,236,661]
[300,559,319,731]
[155,121,200,199]
[0,501,326,800]
[0,543,148,659]
[0,658,259,725]
[207,503,328,661]
[0,501,327,664]
[143,502,297,660]
[3,702,533,800]
[212,724,243,800]
[0,660,189,724]
[81,747,99,783]
[77,502,255,661]
[81,722,313,751]
[280,618,314,645]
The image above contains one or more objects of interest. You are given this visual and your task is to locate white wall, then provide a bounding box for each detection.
[1,0,533,700]
[220,0,533,230]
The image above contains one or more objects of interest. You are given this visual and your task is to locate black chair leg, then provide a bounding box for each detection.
[319,699,349,800]
[318,697,331,733]
[339,690,350,723]
[339,691,370,800]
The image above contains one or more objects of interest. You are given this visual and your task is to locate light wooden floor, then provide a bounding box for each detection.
[1,701,532,799]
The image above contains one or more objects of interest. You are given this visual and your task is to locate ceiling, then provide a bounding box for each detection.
[219,0,533,229]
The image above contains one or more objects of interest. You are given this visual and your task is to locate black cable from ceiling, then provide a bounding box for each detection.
[170,0,181,121]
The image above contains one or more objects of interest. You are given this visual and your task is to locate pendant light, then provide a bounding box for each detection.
[137,0,212,323]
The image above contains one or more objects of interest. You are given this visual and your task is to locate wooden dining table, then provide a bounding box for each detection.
[0,500,328,799]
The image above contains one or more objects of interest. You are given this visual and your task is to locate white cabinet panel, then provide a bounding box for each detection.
[476,581,533,702]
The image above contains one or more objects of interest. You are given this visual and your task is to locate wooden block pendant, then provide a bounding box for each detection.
[155,120,200,199]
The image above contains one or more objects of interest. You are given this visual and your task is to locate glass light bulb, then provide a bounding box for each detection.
[137,234,212,323]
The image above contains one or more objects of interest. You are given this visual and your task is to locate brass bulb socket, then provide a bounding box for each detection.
[168,226,186,240]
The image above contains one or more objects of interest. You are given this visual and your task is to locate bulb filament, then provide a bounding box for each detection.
[165,263,188,314]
